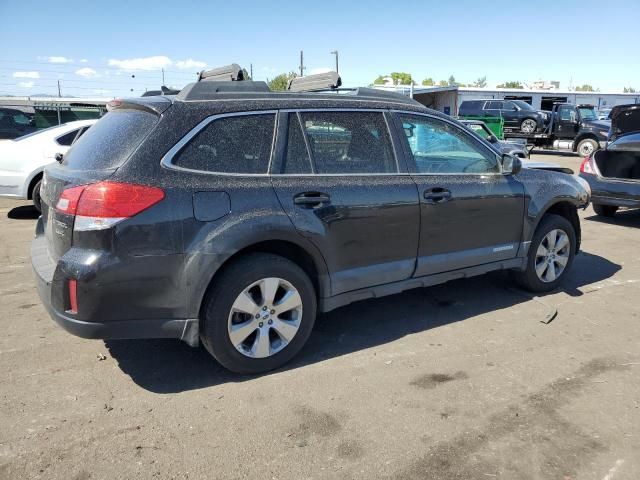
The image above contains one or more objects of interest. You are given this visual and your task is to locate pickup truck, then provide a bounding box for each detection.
[504,104,610,156]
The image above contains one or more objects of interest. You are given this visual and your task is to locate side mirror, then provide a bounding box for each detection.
[487,134,498,144]
[55,152,64,163]
[501,154,522,175]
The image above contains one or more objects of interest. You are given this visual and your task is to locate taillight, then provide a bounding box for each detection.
[56,182,164,231]
[579,156,596,174]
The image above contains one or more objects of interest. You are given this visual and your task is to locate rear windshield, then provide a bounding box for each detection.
[62,109,158,170]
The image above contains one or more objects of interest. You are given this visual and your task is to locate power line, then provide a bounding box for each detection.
[0,58,204,76]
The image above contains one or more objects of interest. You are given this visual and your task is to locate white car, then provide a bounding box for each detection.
[0,120,96,211]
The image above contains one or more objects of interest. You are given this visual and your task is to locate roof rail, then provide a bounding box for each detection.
[141,85,181,97]
[177,80,271,101]
[288,71,341,92]
[197,63,245,82]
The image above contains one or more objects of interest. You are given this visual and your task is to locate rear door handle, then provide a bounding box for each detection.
[424,187,451,204]
[294,192,331,207]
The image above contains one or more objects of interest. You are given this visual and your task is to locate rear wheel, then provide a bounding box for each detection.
[511,214,576,293]
[577,138,598,157]
[593,204,618,217]
[520,118,538,134]
[201,253,316,374]
[32,179,42,213]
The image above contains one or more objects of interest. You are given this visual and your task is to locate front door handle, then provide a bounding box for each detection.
[294,192,331,207]
[424,187,451,204]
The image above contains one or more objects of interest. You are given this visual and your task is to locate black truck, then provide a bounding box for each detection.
[504,103,610,156]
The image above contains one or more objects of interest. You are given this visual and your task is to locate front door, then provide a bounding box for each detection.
[271,110,420,295]
[393,112,525,277]
[556,105,580,139]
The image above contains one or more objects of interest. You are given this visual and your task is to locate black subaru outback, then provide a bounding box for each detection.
[33,65,590,374]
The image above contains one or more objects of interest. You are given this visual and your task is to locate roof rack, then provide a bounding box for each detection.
[141,85,181,97]
[288,71,341,92]
[197,63,245,82]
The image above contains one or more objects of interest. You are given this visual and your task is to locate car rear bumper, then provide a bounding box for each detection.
[31,229,199,346]
[579,172,640,207]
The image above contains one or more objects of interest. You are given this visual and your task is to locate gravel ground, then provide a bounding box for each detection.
[1,153,639,480]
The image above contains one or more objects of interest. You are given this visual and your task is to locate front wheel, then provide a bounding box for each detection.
[510,214,576,293]
[201,253,316,374]
[593,204,618,217]
[576,138,598,157]
[520,118,538,134]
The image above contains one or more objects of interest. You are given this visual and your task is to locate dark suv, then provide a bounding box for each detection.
[33,66,590,374]
[458,99,549,134]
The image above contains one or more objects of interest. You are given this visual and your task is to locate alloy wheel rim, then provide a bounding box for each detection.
[522,119,536,133]
[579,142,595,156]
[535,229,570,283]
[227,277,303,358]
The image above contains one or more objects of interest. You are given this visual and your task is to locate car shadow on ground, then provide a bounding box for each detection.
[7,205,40,220]
[105,250,620,394]
[584,208,640,228]
[530,150,579,158]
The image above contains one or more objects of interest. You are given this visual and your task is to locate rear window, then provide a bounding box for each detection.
[62,110,158,170]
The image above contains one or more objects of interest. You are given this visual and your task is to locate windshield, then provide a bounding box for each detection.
[578,107,597,121]
[466,123,491,140]
[62,110,158,170]
[512,100,534,111]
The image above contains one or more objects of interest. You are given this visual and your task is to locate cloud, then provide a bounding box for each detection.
[108,55,172,71]
[175,58,207,70]
[80,59,89,63]
[18,81,34,88]
[13,71,40,79]
[48,56,73,64]
[93,89,111,95]
[75,67,98,78]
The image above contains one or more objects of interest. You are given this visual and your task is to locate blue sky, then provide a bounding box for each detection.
[0,0,638,97]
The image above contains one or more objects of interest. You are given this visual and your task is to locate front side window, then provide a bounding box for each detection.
[559,106,577,122]
[299,111,396,174]
[486,101,503,110]
[502,101,517,111]
[400,114,499,174]
[578,107,597,121]
[173,113,275,174]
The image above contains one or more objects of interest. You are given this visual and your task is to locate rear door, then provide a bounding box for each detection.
[271,110,420,295]
[392,112,524,277]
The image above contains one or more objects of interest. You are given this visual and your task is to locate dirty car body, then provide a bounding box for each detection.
[32,68,591,373]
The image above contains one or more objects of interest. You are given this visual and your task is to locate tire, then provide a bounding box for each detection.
[32,179,42,213]
[200,253,316,374]
[510,214,576,293]
[520,118,538,134]
[593,204,618,217]
[576,138,598,157]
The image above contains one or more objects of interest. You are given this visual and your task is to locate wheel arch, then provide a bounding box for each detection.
[572,133,599,152]
[535,200,581,253]
[196,237,329,321]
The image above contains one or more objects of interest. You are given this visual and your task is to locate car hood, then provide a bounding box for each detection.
[609,104,640,140]
[583,119,611,131]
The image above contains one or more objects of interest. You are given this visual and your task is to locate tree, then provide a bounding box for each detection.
[422,77,435,86]
[438,80,448,87]
[268,71,297,91]
[373,72,414,85]
[241,68,251,80]
[448,75,457,86]
[497,81,523,89]
[624,87,637,93]
[575,84,594,92]
[473,76,487,88]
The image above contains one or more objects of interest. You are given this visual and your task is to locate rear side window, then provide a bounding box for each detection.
[63,110,158,170]
[56,129,80,146]
[299,111,396,174]
[173,114,275,174]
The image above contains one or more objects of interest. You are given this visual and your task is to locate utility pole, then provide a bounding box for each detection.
[162,68,165,86]
[330,50,339,74]
[299,50,304,77]
[57,80,62,125]
[250,63,253,79]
